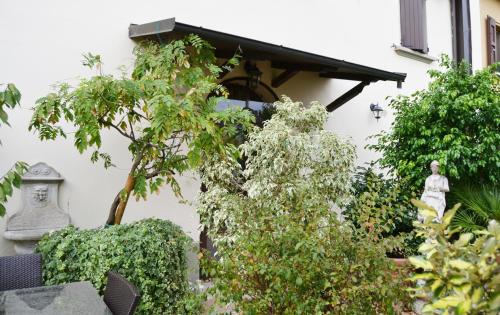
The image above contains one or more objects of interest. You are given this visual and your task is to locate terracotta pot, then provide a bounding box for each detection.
[391,258,408,267]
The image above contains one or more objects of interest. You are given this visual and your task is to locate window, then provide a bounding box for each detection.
[216,77,278,127]
[400,0,428,53]
[487,15,499,65]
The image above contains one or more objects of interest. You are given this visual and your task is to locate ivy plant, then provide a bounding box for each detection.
[36,218,193,314]
[409,199,500,314]
[199,97,410,314]
[369,57,500,189]
[0,83,28,216]
[29,35,253,224]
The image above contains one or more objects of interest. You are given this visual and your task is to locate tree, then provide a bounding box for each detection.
[29,35,253,225]
[369,57,500,190]
[0,83,28,216]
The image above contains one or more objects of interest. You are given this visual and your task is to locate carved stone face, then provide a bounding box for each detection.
[32,185,48,204]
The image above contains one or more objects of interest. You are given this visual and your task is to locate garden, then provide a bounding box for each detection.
[1,35,499,314]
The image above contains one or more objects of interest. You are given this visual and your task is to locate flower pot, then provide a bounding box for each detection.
[391,258,408,267]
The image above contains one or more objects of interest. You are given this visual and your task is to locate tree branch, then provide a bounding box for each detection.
[98,118,135,141]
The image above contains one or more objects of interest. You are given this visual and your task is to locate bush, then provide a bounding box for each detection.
[344,166,421,257]
[199,97,410,314]
[369,57,500,189]
[36,218,192,315]
[409,199,500,314]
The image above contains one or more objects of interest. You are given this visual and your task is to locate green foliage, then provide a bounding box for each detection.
[369,57,500,189]
[451,185,500,233]
[0,162,28,216]
[409,199,500,315]
[0,83,27,216]
[344,166,421,257]
[36,218,193,315]
[199,97,409,314]
[0,83,21,131]
[29,35,253,222]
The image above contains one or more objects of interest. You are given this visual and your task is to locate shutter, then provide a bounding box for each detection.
[400,0,428,53]
[487,16,497,65]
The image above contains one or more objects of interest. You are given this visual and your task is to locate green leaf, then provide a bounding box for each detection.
[456,298,471,314]
[409,273,436,281]
[489,293,500,311]
[471,287,484,304]
[448,259,472,270]
[432,296,461,308]
[0,109,8,124]
[295,276,303,286]
[409,256,433,270]
[2,179,13,197]
[0,185,5,202]
[411,198,436,211]
[12,173,22,188]
[0,203,5,216]
[454,232,473,247]
[442,203,460,227]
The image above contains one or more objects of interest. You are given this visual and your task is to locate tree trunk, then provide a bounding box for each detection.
[113,175,135,225]
[105,150,143,225]
[105,192,121,225]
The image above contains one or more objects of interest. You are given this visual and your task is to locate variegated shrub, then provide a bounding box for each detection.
[198,97,410,314]
[409,199,500,315]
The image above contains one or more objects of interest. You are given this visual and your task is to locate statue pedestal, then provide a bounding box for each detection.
[3,162,70,254]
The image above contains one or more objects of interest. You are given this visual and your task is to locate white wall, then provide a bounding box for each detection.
[0,0,453,257]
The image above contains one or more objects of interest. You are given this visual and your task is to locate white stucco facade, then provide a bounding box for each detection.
[0,0,454,257]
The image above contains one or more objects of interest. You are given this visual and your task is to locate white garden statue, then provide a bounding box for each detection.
[421,160,449,220]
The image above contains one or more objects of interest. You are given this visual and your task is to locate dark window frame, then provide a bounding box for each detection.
[451,0,472,65]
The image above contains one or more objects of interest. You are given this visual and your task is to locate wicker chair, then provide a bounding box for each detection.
[0,253,43,291]
[104,271,140,315]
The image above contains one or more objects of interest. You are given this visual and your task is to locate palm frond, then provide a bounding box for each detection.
[451,210,487,233]
[451,185,500,231]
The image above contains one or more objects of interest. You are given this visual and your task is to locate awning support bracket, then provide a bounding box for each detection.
[272,69,299,88]
[326,81,371,112]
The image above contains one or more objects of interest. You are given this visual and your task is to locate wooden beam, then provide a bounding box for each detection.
[326,81,371,112]
[272,69,299,88]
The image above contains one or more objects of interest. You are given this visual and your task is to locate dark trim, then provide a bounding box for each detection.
[271,61,338,73]
[129,18,406,84]
[326,81,371,112]
[319,72,378,82]
[451,0,472,65]
[272,69,299,88]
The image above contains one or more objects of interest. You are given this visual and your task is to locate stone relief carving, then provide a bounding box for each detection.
[32,185,49,207]
[3,162,70,254]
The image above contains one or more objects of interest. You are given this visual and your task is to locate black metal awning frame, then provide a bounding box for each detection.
[128,18,406,112]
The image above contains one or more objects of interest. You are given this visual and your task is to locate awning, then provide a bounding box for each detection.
[129,18,406,111]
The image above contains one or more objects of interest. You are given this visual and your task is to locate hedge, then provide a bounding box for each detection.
[36,218,191,314]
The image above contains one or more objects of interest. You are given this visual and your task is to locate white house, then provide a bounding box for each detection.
[2,0,478,261]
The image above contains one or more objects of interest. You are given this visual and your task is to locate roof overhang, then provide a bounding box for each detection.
[129,18,406,112]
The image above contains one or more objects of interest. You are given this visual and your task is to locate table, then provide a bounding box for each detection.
[0,281,112,314]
